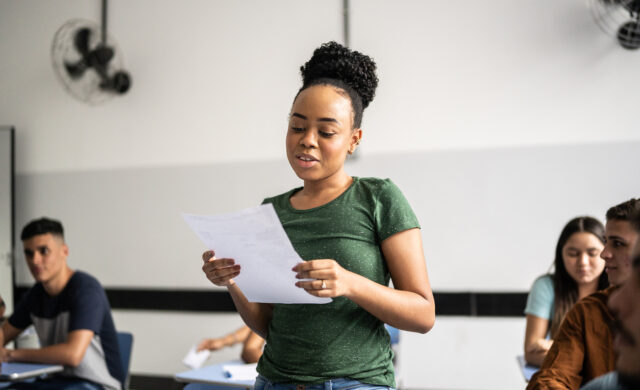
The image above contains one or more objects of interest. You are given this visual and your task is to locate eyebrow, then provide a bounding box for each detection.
[567,247,601,251]
[291,113,340,125]
[24,245,48,253]
[606,235,626,242]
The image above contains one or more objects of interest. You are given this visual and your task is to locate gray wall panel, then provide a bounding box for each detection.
[15,141,640,291]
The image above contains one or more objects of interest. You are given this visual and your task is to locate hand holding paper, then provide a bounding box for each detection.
[182,345,211,370]
[183,204,331,304]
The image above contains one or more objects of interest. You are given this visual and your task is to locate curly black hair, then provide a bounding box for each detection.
[297,41,378,128]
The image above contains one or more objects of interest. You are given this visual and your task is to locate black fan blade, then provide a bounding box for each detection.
[64,59,89,79]
[73,28,92,56]
[91,45,114,67]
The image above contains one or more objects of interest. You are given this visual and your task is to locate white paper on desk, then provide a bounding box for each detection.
[182,345,211,369]
[223,363,258,380]
[182,204,331,304]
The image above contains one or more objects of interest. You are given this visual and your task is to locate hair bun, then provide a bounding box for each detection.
[300,41,378,109]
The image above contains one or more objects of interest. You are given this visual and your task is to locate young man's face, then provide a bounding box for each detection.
[608,243,640,387]
[600,220,638,286]
[22,233,68,285]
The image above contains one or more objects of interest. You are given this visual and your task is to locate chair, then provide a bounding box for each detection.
[117,331,134,389]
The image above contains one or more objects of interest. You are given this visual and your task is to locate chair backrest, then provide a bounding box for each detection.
[117,331,134,389]
[384,324,400,346]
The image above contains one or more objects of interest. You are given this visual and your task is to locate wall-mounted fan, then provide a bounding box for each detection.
[588,0,640,49]
[51,0,131,104]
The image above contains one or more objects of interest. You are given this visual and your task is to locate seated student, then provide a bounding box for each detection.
[0,217,124,390]
[197,325,265,364]
[527,199,640,390]
[581,218,640,390]
[524,217,608,366]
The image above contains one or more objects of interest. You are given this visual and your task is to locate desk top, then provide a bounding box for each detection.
[175,361,255,389]
[0,362,64,382]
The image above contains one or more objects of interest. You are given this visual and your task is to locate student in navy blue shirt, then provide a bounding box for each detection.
[0,218,123,390]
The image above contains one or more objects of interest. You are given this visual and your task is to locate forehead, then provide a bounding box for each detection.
[563,232,602,248]
[291,85,353,120]
[605,219,636,240]
[22,233,59,249]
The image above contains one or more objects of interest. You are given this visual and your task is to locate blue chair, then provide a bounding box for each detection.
[384,324,400,346]
[117,331,134,390]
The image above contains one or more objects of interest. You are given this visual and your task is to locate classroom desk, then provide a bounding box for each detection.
[0,362,63,383]
[175,360,255,389]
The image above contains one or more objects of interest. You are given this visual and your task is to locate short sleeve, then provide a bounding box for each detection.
[524,275,554,320]
[374,179,420,242]
[68,280,106,333]
[8,288,37,330]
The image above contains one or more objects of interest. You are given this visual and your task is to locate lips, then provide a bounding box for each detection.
[294,153,319,168]
[296,153,318,162]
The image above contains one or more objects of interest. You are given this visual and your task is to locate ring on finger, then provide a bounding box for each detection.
[321,280,326,289]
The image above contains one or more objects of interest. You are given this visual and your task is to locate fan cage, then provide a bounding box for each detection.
[588,0,640,49]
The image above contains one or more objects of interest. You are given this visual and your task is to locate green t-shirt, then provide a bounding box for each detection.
[257,177,420,386]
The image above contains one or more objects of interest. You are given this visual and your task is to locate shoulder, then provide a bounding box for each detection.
[531,274,554,293]
[525,274,555,318]
[66,271,106,295]
[562,286,614,325]
[352,177,406,201]
[354,177,396,192]
[14,283,45,307]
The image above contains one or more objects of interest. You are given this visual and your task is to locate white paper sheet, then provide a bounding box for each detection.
[182,204,331,304]
[182,345,211,369]
[223,363,258,380]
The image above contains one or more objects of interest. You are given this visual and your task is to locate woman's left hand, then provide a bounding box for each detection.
[293,259,354,298]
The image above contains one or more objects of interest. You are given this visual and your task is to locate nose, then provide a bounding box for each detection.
[579,253,590,266]
[299,129,318,148]
[600,246,612,261]
[30,252,42,265]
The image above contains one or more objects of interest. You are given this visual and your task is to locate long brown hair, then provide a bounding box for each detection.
[550,216,608,338]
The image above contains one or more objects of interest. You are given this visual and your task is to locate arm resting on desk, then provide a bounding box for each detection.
[524,314,552,367]
[2,329,94,367]
[1,321,24,347]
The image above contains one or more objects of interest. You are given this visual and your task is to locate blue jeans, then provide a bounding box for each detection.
[254,375,395,390]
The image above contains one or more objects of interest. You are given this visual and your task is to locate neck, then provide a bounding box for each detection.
[301,170,352,198]
[577,279,599,300]
[43,266,74,296]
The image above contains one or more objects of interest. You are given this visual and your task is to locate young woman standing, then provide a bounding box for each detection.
[202,41,434,390]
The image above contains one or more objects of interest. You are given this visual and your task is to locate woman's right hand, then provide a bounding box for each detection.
[202,250,240,287]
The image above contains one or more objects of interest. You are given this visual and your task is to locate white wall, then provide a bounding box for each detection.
[1,0,639,175]
[2,1,639,389]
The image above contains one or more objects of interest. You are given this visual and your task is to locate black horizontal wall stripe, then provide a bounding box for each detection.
[15,287,528,316]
